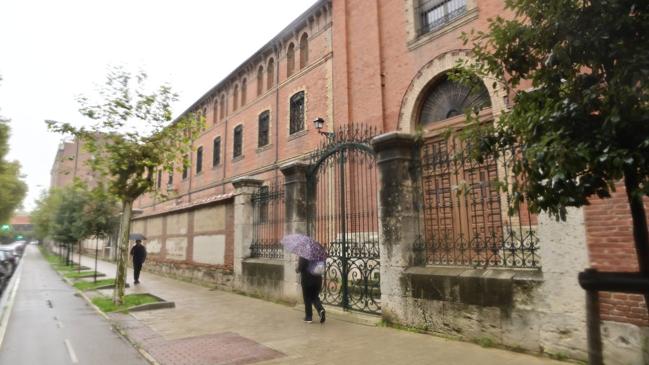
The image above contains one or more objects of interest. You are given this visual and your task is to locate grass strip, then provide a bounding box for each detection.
[73,278,115,291]
[92,294,160,313]
[64,271,102,279]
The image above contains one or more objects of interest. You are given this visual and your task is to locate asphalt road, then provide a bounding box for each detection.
[0,245,149,365]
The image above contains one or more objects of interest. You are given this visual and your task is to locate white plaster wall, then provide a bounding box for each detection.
[166,213,188,235]
[192,235,225,265]
[146,238,162,254]
[130,220,145,235]
[194,205,226,233]
[536,208,589,360]
[165,237,187,260]
[147,217,163,236]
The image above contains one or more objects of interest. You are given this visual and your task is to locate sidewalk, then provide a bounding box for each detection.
[74,255,567,365]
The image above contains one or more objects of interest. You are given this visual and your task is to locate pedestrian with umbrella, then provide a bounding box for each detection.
[129,233,147,285]
[282,234,327,324]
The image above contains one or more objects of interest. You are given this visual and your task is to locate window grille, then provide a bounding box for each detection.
[258,111,270,147]
[250,176,285,259]
[289,91,305,135]
[212,137,221,166]
[233,125,243,158]
[196,147,203,174]
[417,0,467,35]
[414,138,540,268]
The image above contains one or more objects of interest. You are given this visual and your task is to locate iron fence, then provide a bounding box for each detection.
[250,176,285,259]
[414,137,540,269]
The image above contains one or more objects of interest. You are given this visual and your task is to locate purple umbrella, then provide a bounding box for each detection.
[281,234,327,261]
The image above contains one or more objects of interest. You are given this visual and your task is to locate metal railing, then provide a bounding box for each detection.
[416,0,467,36]
[414,137,540,269]
[250,176,285,259]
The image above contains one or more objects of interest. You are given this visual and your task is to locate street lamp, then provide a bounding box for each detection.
[313,117,334,139]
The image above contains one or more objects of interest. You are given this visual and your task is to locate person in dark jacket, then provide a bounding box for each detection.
[296,256,325,323]
[129,240,147,285]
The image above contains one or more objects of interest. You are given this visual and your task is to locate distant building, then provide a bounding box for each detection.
[50,137,98,190]
[9,215,32,234]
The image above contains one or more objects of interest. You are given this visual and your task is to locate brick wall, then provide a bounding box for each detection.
[584,183,649,326]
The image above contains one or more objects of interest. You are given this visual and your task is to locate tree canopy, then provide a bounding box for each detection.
[457,0,649,219]
[46,67,203,304]
[455,0,649,310]
[0,77,27,223]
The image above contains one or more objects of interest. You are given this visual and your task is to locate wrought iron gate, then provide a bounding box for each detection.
[306,125,381,314]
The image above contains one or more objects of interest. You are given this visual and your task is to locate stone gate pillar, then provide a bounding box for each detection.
[371,132,419,321]
[280,161,310,300]
[232,177,263,278]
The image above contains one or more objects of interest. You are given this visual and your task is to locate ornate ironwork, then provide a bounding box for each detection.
[419,73,491,127]
[307,123,382,314]
[250,176,285,259]
[289,91,304,134]
[258,111,270,147]
[415,137,540,269]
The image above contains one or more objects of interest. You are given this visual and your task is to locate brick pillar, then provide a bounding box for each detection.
[280,161,310,300]
[232,176,263,277]
[371,132,419,321]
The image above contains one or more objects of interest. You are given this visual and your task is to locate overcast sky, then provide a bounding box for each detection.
[0,0,317,211]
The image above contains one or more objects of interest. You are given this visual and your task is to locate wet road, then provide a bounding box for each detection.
[0,245,148,365]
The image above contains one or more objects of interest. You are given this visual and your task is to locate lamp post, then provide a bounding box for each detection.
[313,117,335,139]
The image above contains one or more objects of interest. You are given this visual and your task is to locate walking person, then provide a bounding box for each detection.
[129,239,147,285]
[296,256,326,324]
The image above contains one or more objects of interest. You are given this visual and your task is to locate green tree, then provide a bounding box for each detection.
[31,189,63,241]
[47,67,203,304]
[456,0,649,309]
[83,184,120,281]
[0,77,27,223]
[50,182,90,265]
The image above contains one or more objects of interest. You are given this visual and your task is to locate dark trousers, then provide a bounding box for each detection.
[302,280,324,320]
[133,262,143,282]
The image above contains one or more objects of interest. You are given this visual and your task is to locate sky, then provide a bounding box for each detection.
[0,0,317,212]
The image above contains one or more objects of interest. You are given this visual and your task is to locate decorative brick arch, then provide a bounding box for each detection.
[397,49,507,133]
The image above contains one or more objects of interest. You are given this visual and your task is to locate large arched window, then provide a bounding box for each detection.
[418,73,491,128]
[267,58,275,90]
[257,66,264,96]
[241,78,247,107]
[299,33,308,69]
[233,84,239,112]
[287,43,295,77]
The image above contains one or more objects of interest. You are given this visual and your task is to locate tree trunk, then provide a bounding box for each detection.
[78,241,81,273]
[112,199,133,305]
[623,169,649,313]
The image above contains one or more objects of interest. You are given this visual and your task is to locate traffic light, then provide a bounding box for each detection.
[1,224,10,232]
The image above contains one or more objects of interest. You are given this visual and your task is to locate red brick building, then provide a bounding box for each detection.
[94,1,646,362]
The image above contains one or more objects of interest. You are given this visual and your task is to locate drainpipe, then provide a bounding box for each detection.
[222,88,229,194]
[274,44,281,181]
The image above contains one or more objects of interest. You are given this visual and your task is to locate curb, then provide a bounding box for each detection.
[46,253,159,365]
[77,289,161,365]
[0,259,23,349]
[128,293,175,312]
